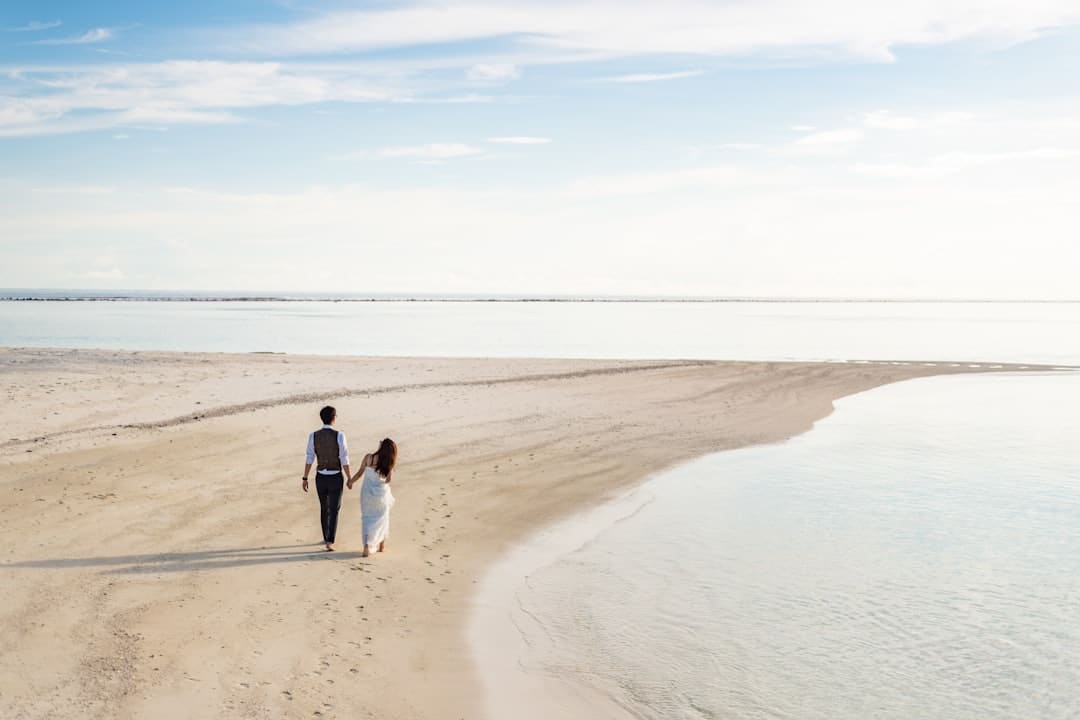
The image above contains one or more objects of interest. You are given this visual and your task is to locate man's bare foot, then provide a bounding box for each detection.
[325,542,335,552]
[377,541,386,553]
[361,545,370,558]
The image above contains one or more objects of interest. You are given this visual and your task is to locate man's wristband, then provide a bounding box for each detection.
[302,476,308,481]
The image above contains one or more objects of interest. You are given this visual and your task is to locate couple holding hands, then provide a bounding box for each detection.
[303,405,396,557]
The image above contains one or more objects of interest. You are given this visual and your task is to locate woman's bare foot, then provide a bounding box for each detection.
[377,541,386,553]
[361,545,370,558]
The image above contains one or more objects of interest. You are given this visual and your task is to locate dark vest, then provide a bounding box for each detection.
[313,428,341,472]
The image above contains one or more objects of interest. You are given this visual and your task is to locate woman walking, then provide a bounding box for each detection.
[348,438,397,557]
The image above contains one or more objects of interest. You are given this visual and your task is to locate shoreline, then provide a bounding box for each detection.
[471,481,656,720]
[0,348,1051,719]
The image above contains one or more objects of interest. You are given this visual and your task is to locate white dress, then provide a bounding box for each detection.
[360,466,395,548]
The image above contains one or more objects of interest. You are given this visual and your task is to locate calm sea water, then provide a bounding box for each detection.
[477,373,1080,719]
[1,300,1079,363]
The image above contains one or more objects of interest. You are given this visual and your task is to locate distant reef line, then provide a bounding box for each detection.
[1,294,1076,304]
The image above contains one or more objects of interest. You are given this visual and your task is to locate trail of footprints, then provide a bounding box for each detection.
[417,476,458,603]
[225,473,464,717]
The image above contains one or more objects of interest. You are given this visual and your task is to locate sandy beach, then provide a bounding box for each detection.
[0,348,1016,719]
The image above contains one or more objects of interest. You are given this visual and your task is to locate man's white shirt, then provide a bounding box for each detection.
[305,424,350,474]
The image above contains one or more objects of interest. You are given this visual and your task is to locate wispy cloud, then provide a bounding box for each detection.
[466,63,520,82]
[380,143,484,159]
[854,147,1080,178]
[863,110,975,131]
[604,70,703,83]
[223,1,1080,61]
[0,61,408,137]
[774,128,864,157]
[32,27,113,45]
[30,184,116,196]
[487,136,550,144]
[9,20,62,32]
[566,166,739,199]
[682,143,761,160]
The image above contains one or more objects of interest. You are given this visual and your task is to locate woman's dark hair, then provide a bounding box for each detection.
[320,405,336,424]
[375,438,397,480]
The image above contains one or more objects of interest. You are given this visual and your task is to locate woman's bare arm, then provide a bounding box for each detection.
[348,454,374,487]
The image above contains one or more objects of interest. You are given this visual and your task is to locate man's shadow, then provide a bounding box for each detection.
[4,544,366,574]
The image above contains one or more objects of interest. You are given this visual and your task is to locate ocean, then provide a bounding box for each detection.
[1,297,1079,364]
[3,296,1079,718]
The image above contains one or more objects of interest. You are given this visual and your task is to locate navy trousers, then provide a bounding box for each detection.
[315,472,345,543]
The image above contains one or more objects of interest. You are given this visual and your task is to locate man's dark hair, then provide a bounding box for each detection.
[320,406,336,424]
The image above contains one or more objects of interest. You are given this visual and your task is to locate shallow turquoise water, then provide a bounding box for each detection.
[485,373,1080,719]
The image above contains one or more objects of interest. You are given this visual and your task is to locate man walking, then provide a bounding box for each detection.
[303,405,352,551]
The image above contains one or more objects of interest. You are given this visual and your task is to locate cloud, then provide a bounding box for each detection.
[487,136,550,144]
[467,63,520,82]
[80,267,126,281]
[565,166,739,198]
[32,27,113,45]
[863,110,975,130]
[0,61,407,137]
[797,128,864,145]
[5,145,1080,298]
[224,1,1080,61]
[30,184,116,195]
[774,128,864,157]
[380,143,484,159]
[604,70,703,83]
[682,143,762,160]
[854,147,1080,178]
[9,20,62,32]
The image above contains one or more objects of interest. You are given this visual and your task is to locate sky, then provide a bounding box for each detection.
[2,1,1080,298]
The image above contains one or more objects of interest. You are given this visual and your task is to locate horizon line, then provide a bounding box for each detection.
[1,289,1078,304]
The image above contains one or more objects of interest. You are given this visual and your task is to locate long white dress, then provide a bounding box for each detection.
[360,466,395,548]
